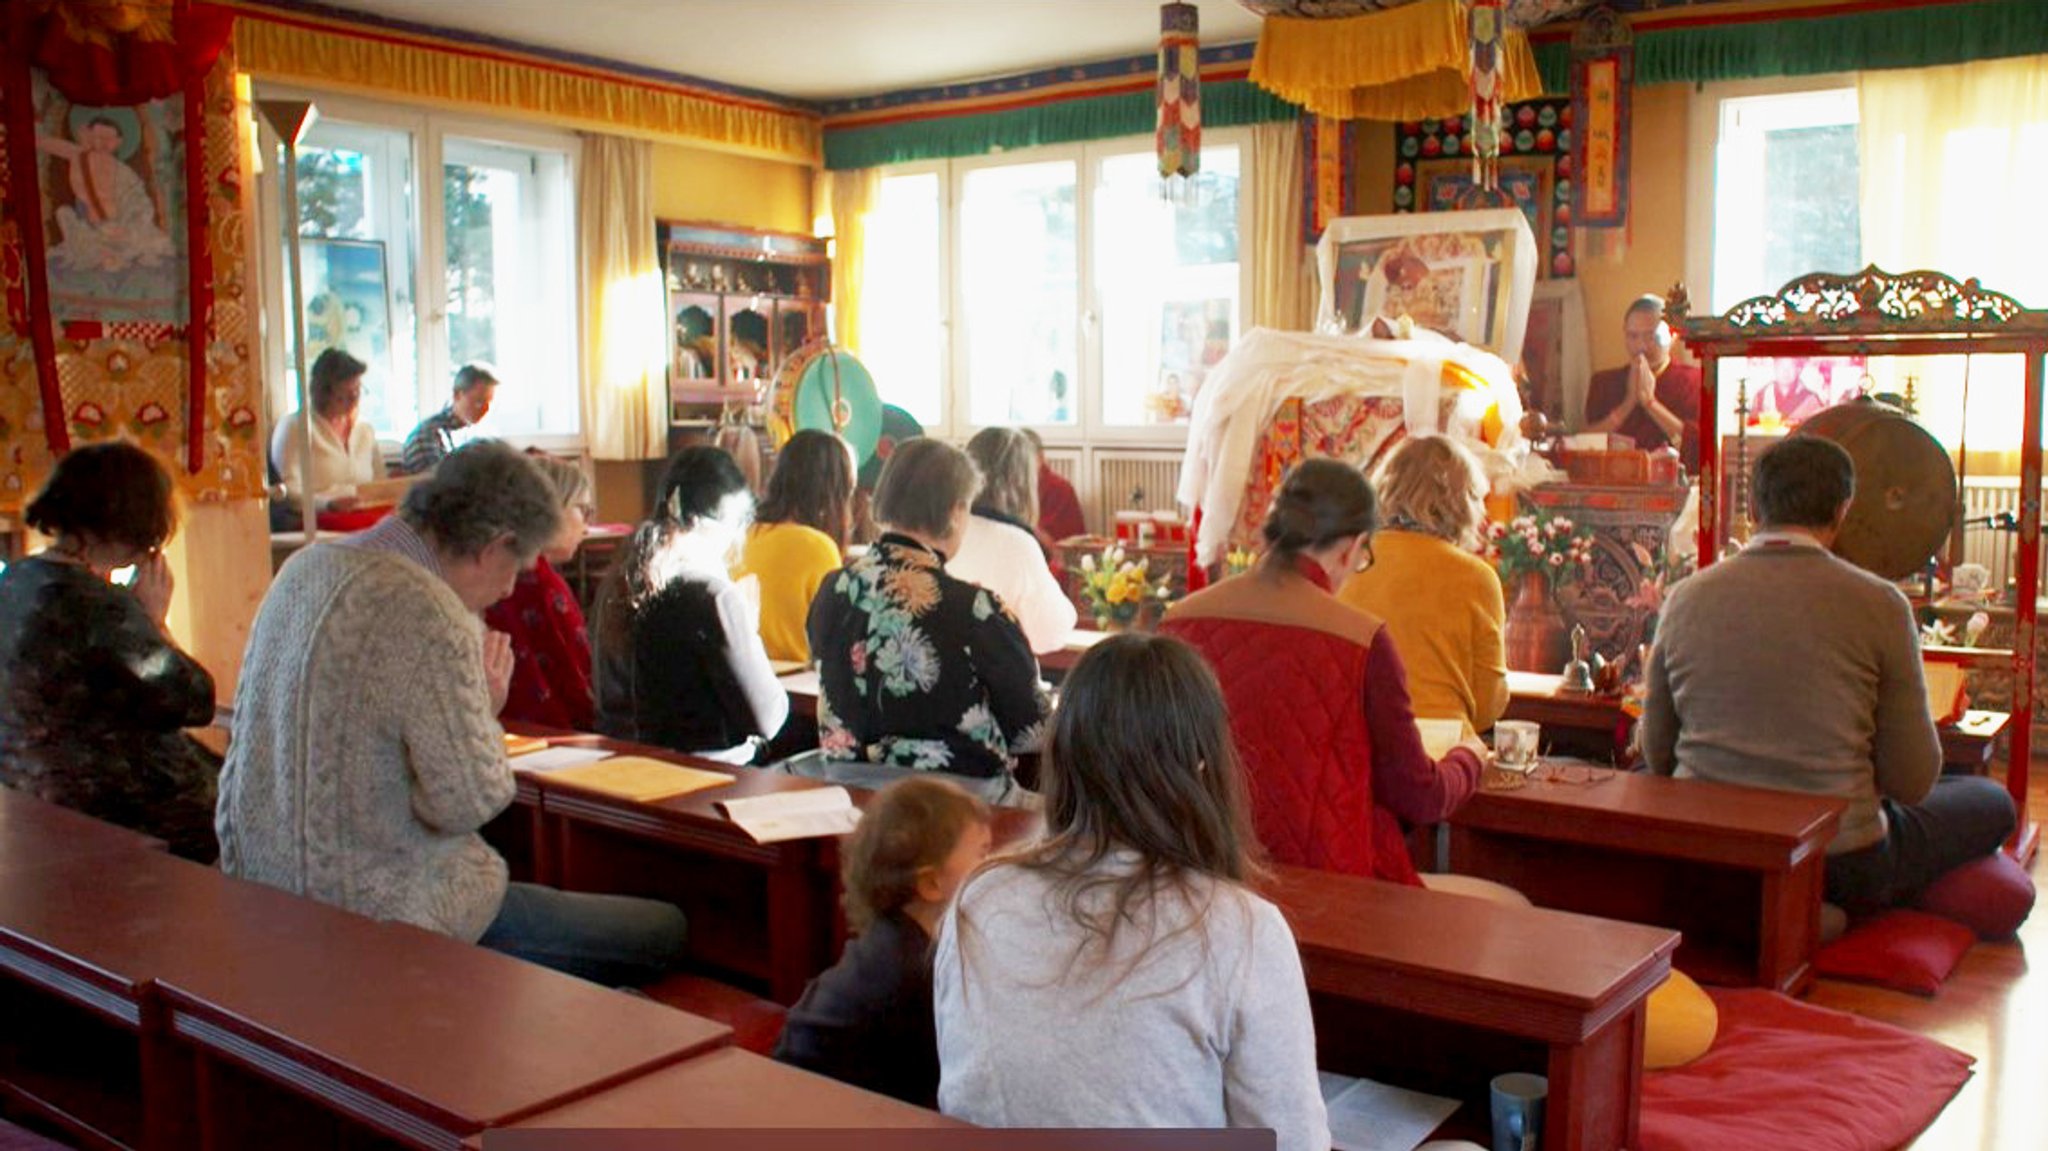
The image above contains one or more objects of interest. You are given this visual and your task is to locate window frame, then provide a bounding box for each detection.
[250,85,585,454]
[871,127,1254,450]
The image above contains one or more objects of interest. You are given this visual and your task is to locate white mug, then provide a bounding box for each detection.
[1494,720,1541,772]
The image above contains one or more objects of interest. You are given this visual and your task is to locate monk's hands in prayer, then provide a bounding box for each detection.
[131,551,174,624]
[1630,353,1659,408]
[483,629,515,716]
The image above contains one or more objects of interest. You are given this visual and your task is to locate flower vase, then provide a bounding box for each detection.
[1504,571,1571,673]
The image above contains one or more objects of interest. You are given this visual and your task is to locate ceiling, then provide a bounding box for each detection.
[294,0,1272,104]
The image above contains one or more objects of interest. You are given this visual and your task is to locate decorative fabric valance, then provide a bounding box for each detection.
[224,1,821,163]
[1250,0,1544,119]
[823,46,1298,171]
[1529,0,2048,94]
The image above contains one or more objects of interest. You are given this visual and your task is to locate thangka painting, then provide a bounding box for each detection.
[0,3,263,514]
[31,75,188,326]
[1394,99,1576,279]
[1315,209,1538,365]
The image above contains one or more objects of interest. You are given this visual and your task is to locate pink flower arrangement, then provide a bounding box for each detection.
[1483,511,1595,592]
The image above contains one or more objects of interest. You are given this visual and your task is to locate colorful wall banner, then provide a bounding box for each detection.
[1570,6,1632,228]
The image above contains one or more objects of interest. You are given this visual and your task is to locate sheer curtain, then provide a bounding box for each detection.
[1250,120,1315,331]
[578,133,667,460]
[826,168,882,354]
[1859,56,2048,455]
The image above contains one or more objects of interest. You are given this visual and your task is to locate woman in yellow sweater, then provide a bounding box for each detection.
[1338,435,1509,734]
[735,430,853,663]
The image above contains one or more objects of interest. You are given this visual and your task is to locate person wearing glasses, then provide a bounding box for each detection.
[484,453,597,731]
[0,442,219,862]
[1161,459,1488,886]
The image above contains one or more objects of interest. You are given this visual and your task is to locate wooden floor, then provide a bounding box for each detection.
[1804,769,2048,1150]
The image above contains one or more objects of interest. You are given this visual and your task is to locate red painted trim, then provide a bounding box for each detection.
[2,39,71,457]
[183,67,211,474]
[235,8,812,120]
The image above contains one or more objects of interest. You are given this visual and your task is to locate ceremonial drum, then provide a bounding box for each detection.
[1795,401,1957,579]
[767,344,884,468]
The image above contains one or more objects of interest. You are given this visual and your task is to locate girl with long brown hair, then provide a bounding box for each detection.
[734,429,855,663]
[934,632,1327,1151]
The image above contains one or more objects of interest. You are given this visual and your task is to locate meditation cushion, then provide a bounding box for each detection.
[1642,970,1718,1070]
[1812,910,1976,995]
[1639,987,1972,1151]
[1916,851,2036,939]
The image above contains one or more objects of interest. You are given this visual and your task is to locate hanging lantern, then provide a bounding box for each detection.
[1468,0,1506,193]
[1157,2,1201,182]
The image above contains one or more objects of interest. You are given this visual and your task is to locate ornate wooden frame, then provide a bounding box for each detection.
[1677,264,2048,856]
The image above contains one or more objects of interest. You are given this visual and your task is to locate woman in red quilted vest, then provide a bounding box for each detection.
[1161,458,1488,885]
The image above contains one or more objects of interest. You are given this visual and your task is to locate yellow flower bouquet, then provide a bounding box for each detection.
[1080,543,1173,630]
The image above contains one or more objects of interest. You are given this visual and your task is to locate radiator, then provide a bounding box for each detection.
[1958,477,2047,597]
[1091,451,1185,535]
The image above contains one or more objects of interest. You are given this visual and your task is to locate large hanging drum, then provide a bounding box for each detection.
[767,343,884,468]
[1795,401,1956,579]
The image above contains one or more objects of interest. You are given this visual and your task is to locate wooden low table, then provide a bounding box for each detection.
[464,1047,960,1146]
[1941,709,2011,774]
[1446,768,1844,994]
[0,789,165,872]
[1270,866,1678,1151]
[1504,672,1631,761]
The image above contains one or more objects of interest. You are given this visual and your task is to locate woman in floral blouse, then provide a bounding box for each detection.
[485,453,596,731]
[807,438,1050,804]
[0,443,219,860]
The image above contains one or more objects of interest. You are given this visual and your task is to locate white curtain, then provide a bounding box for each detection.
[1250,120,1316,331]
[1859,56,2048,455]
[579,133,667,460]
[826,168,881,355]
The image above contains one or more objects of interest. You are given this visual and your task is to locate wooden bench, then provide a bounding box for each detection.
[1446,769,1844,994]
[1269,865,1677,1151]
[463,1047,961,1146]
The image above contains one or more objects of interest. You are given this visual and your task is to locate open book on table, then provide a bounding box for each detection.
[1318,1071,1460,1151]
[716,786,862,844]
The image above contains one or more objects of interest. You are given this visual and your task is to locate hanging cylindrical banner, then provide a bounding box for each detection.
[1157,2,1201,180]
[1468,0,1505,192]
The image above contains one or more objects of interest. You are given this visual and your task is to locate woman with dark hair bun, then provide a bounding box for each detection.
[591,446,789,761]
[0,442,219,860]
[1161,458,1488,886]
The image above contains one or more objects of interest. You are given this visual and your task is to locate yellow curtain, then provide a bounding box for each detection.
[1251,0,1543,121]
[579,134,668,461]
[231,9,820,162]
[1859,55,2048,457]
[828,169,882,355]
[1250,120,1314,331]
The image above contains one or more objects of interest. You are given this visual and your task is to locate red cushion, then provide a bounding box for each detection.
[642,972,787,1055]
[1639,987,1973,1151]
[1917,852,2036,939]
[1812,910,1976,995]
[315,505,394,533]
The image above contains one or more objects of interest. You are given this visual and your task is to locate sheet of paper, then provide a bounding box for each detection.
[504,732,553,758]
[544,756,736,802]
[1318,1071,1461,1151]
[1414,718,1467,760]
[768,659,810,677]
[508,746,615,774]
[717,786,862,844]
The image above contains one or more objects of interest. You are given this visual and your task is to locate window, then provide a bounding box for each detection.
[260,92,581,447]
[860,131,1250,443]
[1707,87,1860,314]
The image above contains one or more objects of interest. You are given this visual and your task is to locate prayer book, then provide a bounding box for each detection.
[544,756,736,802]
[503,732,552,758]
[767,659,810,677]
[716,786,862,844]
[1318,1071,1460,1151]
[1923,660,1968,727]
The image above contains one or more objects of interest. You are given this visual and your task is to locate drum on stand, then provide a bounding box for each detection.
[767,343,884,469]
[1796,401,1957,580]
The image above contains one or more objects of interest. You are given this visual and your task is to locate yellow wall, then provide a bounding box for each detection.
[653,142,814,232]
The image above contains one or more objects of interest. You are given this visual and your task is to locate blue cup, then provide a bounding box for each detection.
[1490,1072,1548,1151]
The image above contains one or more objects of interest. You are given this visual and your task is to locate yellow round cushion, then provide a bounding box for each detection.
[1643,970,1719,1070]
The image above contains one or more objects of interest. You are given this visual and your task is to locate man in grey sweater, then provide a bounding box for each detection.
[1643,435,2015,915]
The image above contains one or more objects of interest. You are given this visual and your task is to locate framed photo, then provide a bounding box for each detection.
[1315,208,1538,364]
[300,237,393,420]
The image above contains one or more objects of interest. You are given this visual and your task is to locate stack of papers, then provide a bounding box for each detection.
[544,756,736,802]
[716,786,862,844]
[1319,1071,1460,1151]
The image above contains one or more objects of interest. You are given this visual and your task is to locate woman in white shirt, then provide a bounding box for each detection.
[935,631,1328,1151]
[589,446,788,764]
[271,347,385,511]
[948,426,1076,654]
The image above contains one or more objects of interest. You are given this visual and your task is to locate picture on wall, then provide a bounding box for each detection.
[1153,296,1233,423]
[1394,99,1576,279]
[31,73,189,325]
[1315,209,1539,365]
[300,237,394,425]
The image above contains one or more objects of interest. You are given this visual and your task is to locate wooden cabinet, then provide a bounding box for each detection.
[658,222,828,423]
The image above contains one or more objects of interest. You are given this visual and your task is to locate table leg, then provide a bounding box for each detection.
[764,846,830,1005]
[1757,858,1822,995]
[1543,1002,1646,1151]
